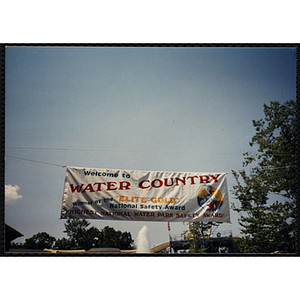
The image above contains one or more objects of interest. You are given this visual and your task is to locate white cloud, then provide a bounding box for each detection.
[5,184,22,204]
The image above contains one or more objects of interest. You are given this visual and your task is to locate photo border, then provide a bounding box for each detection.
[1,43,299,257]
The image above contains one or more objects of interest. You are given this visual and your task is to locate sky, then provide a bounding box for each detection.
[4,46,297,249]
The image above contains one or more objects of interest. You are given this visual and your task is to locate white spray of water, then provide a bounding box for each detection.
[136,226,151,253]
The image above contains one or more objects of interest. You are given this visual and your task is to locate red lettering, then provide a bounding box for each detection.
[107,181,117,191]
[93,182,107,191]
[175,177,186,186]
[139,180,150,189]
[199,175,210,183]
[82,183,95,193]
[164,178,174,187]
[69,184,84,193]
[157,212,173,217]
[119,181,131,190]
[187,176,198,184]
[210,174,221,182]
[151,179,163,188]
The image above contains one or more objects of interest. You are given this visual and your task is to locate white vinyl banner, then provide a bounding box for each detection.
[60,167,230,223]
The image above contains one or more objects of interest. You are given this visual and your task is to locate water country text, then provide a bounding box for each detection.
[69,174,221,193]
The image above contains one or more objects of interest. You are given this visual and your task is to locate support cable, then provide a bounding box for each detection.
[4,154,295,173]
[5,155,65,168]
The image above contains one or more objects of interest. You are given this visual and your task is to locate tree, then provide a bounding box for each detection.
[22,232,56,250]
[62,219,134,250]
[63,219,101,250]
[232,100,296,253]
[53,237,73,250]
[9,221,134,251]
[185,221,216,253]
[99,226,134,250]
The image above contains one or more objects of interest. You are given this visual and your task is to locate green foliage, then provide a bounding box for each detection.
[13,220,134,251]
[60,220,134,250]
[232,100,296,253]
[10,242,24,249]
[229,236,250,253]
[62,219,97,250]
[185,222,215,253]
[22,232,56,250]
[98,226,134,250]
[53,237,73,250]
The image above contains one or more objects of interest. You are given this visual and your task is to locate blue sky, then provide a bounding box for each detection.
[5,46,296,248]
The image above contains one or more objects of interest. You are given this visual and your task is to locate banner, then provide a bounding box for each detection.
[60,167,230,223]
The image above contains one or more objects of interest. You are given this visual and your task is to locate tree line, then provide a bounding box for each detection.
[11,219,134,251]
